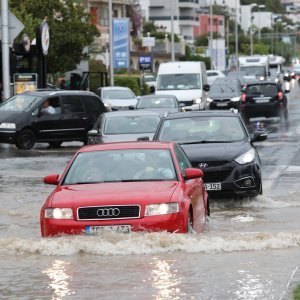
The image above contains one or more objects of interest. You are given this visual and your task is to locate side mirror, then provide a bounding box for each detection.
[44,174,60,185]
[128,105,135,110]
[203,84,210,92]
[88,129,99,136]
[137,136,150,141]
[251,131,267,142]
[184,168,203,180]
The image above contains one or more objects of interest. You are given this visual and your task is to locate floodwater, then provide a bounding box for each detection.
[1,83,300,299]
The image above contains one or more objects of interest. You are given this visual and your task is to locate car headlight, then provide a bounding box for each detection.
[259,76,265,81]
[104,102,111,108]
[45,208,73,219]
[235,149,255,164]
[275,78,279,83]
[0,123,16,129]
[193,98,202,104]
[145,203,179,216]
[231,96,240,102]
[207,97,213,102]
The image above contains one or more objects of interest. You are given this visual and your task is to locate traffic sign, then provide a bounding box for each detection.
[0,11,24,45]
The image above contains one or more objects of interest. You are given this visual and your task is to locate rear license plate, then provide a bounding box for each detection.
[255,98,270,103]
[204,183,222,190]
[85,225,131,235]
[216,103,228,107]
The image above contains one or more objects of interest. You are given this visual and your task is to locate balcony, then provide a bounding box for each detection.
[178,0,199,9]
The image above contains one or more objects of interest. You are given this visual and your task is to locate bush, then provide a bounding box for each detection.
[294,284,300,300]
[114,76,141,95]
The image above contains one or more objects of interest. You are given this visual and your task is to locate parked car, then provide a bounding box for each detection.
[154,110,267,198]
[207,79,241,110]
[135,94,183,115]
[97,86,138,111]
[40,141,208,237]
[206,70,226,85]
[87,110,161,144]
[0,90,107,149]
[239,81,289,124]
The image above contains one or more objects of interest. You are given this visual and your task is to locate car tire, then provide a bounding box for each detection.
[15,129,36,150]
[48,141,63,148]
[187,210,194,233]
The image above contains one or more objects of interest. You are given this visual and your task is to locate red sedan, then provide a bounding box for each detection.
[40,142,209,237]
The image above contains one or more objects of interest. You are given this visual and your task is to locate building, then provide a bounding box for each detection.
[194,14,225,37]
[252,12,273,31]
[149,0,200,42]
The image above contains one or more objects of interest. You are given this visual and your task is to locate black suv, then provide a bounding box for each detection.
[239,81,289,124]
[0,90,107,149]
[153,110,267,198]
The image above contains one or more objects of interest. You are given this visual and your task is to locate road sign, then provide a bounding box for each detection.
[0,11,24,45]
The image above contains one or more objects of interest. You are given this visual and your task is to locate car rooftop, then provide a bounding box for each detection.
[80,141,176,152]
[103,110,161,117]
[23,90,97,97]
[101,86,132,90]
[163,110,239,119]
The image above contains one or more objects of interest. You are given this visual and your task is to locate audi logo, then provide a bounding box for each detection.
[198,163,208,169]
[97,208,121,217]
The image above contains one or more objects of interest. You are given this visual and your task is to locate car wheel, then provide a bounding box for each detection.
[48,141,63,148]
[187,210,194,233]
[15,129,36,150]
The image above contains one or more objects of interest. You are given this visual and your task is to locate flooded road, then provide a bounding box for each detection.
[1,83,300,299]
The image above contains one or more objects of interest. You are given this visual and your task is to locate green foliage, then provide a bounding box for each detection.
[88,60,107,93]
[114,76,141,96]
[9,0,99,74]
[294,284,300,300]
[143,21,157,35]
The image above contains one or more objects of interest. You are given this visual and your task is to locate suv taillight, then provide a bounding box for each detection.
[278,92,283,100]
[241,94,246,102]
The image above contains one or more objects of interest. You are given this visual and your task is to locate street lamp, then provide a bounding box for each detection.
[258,4,265,40]
[249,3,257,55]
[209,0,213,69]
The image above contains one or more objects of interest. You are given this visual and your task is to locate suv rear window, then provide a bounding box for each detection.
[83,96,105,113]
[61,95,84,112]
[246,84,278,95]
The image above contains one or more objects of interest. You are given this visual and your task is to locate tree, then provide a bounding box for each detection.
[9,0,99,74]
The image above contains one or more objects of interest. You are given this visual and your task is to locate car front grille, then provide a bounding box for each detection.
[77,205,140,220]
[191,161,233,182]
[181,100,194,106]
[212,98,231,103]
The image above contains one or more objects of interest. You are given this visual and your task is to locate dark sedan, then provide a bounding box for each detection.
[135,94,183,115]
[87,110,161,144]
[154,110,267,198]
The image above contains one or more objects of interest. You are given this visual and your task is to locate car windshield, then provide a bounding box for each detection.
[144,75,156,82]
[104,115,160,134]
[158,116,246,143]
[240,66,266,77]
[103,89,135,100]
[157,74,201,90]
[0,94,42,112]
[137,97,176,109]
[246,84,278,95]
[63,149,177,184]
[209,84,238,94]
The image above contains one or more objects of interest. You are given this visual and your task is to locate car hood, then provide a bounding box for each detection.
[156,90,202,101]
[104,99,138,108]
[180,141,251,162]
[137,108,179,115]
[50,181,179,207]
[0,110,24,123]
[101,133,155,142]
[208,92,238,98]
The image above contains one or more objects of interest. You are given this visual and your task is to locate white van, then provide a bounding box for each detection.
[155,61,210,110]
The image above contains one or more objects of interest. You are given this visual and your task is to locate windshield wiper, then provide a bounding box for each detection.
[179,140,235,145]
[119,179,166,182]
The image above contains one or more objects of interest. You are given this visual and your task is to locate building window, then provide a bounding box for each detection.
[219,20,223,26]
[100,5,109,26]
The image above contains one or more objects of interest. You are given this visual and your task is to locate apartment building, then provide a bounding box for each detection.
[148,0,200,42]
[194,14,225,37]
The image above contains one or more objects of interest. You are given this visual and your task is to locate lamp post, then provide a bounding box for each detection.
[258,4,265,40]
[170,0,175,61]
[235,0,239,69]
[109,0,114,86]
[209,0,213,69]
[249,3,257,55]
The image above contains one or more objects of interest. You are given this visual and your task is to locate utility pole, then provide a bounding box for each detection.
[209,0,213,69]
[235,0,239,69]
[1,0,10,99]
[109,0,114,86]
[170,0,175,61]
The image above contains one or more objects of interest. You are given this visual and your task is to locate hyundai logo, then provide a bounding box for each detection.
[198,163,208,169]
[97,208,121,217]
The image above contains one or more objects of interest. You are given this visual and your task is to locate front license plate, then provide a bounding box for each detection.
[216,103,228,107]
[85,225,131,235]
[204,183,222,190]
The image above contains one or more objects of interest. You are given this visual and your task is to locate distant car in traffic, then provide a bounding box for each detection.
[135,94,183,115]
[206,70,226,85]
[40,141,208,237]
[87,110,161,144]
[142,73,157,93]
[97,86,138,111]
[0,90,107,149]
[227,71,247,90]
[154,110,267,199]
[207,79,241,110]
[239,81,289,124]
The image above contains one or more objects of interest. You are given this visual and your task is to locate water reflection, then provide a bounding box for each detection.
[151,258,182,299]
[42,260,74,299]
[234,269,271,299]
